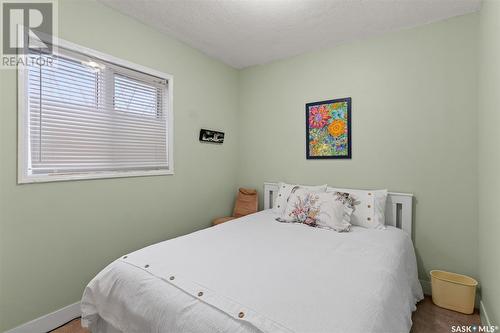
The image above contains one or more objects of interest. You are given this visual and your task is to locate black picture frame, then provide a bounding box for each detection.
[199,129,225,144]
[305,97,352,159]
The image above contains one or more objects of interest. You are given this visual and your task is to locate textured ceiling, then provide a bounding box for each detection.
[99,0,481,69]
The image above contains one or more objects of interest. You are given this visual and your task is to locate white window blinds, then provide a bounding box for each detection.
[21,42,172,182]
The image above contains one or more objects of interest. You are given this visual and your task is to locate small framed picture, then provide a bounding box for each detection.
[199,129,225,144]
[306,97,351,159]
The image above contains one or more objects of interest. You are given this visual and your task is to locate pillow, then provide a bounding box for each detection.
[273,182,327,215]
[328,187,388,229]
[277,189,355,232]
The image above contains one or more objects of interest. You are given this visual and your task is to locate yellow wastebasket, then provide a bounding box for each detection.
[430,270,478,314]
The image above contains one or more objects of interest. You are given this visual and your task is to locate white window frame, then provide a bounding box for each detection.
[17,36,174,184]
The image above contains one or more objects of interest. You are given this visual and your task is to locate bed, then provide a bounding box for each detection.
[81,182,423,333]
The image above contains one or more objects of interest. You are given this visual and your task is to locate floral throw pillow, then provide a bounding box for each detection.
[284,191,321,227]
[277,189,358,232]
[272,182,327,215]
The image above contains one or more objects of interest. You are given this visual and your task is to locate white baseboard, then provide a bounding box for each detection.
[4,302,81,333]
[480,300,492,326]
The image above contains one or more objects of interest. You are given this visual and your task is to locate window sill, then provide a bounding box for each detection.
[18,169,174,184]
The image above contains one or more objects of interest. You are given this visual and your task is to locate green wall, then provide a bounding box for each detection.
[0,1,239,331]
[478,0,500,326]
[238,14,479,282]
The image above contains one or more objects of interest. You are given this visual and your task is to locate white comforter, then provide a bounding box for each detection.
[81,210,423,333]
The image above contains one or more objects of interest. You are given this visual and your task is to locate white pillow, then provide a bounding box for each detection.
[328,187,388,229]
[278,189,354,232]
[273,182,327,215]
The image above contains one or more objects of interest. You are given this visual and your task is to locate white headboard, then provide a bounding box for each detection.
[263,182,414,237]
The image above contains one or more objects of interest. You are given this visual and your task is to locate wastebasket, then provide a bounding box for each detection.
[430,270,478,314]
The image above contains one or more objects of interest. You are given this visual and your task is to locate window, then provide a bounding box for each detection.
[18,38,173,183]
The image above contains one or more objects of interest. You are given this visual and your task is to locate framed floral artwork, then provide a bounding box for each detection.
[306,97,351,159]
